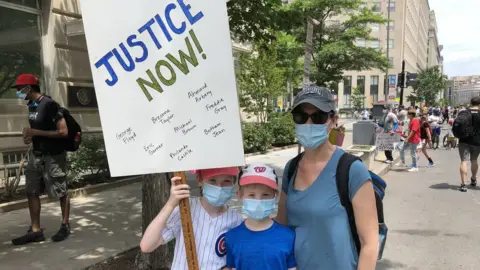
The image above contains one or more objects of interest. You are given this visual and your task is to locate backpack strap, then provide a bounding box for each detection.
[336,152,362,255]
[285,152,304,194]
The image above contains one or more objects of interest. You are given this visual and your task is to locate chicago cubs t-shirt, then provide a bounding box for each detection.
[225,221,296,270]
[162,197,243,270]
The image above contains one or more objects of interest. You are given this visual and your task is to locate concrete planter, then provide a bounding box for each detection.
[345,145,377,170]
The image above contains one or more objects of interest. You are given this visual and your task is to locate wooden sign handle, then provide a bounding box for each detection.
[173,171,199,270]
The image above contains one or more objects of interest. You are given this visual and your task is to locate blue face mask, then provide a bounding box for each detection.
[295,124,329,149]
[202,184,234,207]
[242,198,276,220]
[16,90,27,100]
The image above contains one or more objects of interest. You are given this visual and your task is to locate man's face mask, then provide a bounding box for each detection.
[16,86,29,100]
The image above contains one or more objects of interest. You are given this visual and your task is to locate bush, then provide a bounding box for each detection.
[242,122,273,154]
[267,113,296,146]
[68,135,109,181]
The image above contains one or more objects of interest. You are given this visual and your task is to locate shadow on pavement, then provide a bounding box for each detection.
[376,258,411,270]
[429,182,459,191]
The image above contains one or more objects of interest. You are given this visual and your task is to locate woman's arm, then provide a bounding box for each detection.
[275,191,288,225]
[352,181,378,270]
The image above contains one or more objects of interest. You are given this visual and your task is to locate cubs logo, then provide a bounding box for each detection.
[215,233,227,257]
[254,167,266,173]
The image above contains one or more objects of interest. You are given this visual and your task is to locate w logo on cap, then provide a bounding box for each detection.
[254,167,266,173]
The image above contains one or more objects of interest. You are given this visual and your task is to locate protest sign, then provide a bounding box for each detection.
[375,132,401,151]
[80,0,245,177]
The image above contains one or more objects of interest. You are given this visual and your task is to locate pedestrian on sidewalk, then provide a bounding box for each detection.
[397,109,421,172]
[419,115,435,167]
[276,85,378,270]
[456,96,480,192]
[11,74,71,245]
[379,105,398,164]
[140,167,243,269]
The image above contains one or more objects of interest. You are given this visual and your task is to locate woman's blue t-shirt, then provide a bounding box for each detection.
[282,147,371,270]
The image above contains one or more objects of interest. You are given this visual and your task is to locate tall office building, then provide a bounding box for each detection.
[337,0,433,109]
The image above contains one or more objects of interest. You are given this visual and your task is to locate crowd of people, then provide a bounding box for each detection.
[376,99,480,192]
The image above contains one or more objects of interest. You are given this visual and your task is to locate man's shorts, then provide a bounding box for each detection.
[458,143,480,162]
[25,150,68,198]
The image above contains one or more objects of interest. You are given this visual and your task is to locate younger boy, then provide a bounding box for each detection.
[225,164,296,270]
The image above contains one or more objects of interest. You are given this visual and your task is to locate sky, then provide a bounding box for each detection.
[429,0,480,77]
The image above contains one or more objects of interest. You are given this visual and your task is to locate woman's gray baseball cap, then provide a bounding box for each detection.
[292,85,336,113]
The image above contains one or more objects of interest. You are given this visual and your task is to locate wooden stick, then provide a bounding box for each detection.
[173,171,199,270]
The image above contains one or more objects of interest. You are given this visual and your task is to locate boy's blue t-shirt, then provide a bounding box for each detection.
[282,147,371,270]
[225,221,296,270]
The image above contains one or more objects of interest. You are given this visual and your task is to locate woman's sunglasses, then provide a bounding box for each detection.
[291,109,333,125]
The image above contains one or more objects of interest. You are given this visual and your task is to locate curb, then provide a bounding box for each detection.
[374,154,401,177]
[244,144,298,157]
[0,176,142,214]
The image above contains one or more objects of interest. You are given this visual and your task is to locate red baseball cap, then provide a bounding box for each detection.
[239,163,278,191]
[13,74,39,87]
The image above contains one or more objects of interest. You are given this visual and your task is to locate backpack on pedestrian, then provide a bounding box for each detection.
[452,110,474,139]
[60,108,82,152]
[286,152,388,260]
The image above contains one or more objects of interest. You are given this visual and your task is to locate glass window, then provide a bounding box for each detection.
[359,1,367,9]
[388,39,394,49]
[0,6,41,99]
[370,40,380,48]
[370,23,379,31]
[387,21,395,31]
[2,0,38,8]
[372,0,381,12]
[370,75,379,94]
[356,38,366,47]
[388,0,396,12]
[343,76,352,95]
[357,76,365,94]
[389,57,394,65]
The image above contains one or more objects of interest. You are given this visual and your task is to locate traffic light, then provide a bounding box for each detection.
[397,72,405,88]
[406,72,418,87]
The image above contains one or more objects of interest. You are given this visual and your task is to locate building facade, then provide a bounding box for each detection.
[453,81,480,106]
[0,0,248,161]
[337,0,433,109]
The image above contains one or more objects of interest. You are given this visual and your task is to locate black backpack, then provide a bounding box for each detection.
[60,108,82,152]
[286,152,388,259]
[452,110,473,139]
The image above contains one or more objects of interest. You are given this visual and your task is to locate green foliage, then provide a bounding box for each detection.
[242,122,273,154]
[281,0,390,86]
[408,66,447,105]
[267,113,296,146]
[276,32,304,92]
[68,135,109,180]
[238,44,287,123]
[350,86,365,110]
[227,0,284,43]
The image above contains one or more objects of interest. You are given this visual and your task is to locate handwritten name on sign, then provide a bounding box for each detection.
[81,0,245,176]
[375,133,401,151]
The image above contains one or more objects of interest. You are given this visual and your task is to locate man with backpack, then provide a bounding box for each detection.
[452,96,480,192]
[11,74,74,245]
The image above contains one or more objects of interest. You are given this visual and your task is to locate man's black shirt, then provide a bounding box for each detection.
[458,109,480,146]
[28,96,65,154]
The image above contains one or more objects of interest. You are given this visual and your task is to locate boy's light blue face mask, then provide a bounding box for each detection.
[202,183,234,207]
[242,198,276,220]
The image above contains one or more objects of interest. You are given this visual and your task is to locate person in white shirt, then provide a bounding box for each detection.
[361,108,369,120]
[140,167,243,270]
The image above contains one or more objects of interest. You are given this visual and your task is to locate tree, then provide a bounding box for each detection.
[237,43,286,123]
[281,0,390,86]
[275,32,304,106]
[350,86,365,111]
[407,66,447,106]
[227,0,284,43]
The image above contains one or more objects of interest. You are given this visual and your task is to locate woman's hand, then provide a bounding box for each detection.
[166,176,190,208]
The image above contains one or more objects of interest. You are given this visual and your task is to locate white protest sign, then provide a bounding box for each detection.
[375,132,401,151]
[80,0,245,176]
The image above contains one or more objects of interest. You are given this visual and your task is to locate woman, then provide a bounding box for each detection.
[420,115,435,167]
[276,85,378,270]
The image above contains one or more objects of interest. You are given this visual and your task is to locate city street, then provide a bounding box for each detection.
[378,147,480,270]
